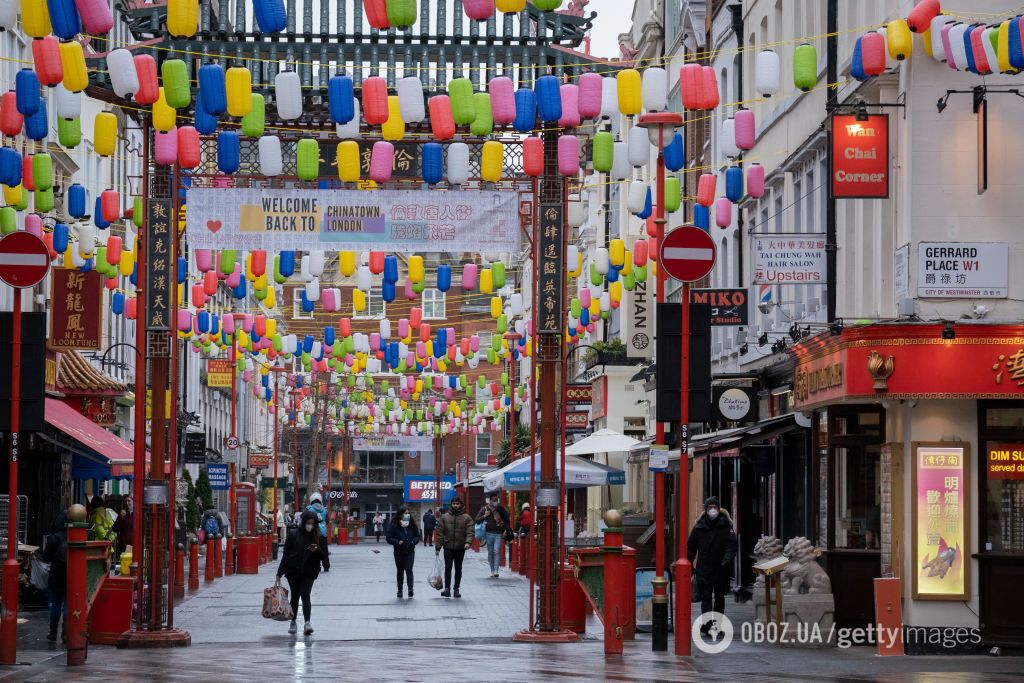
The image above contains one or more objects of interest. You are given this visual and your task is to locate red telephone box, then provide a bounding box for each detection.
[235,483,257,535]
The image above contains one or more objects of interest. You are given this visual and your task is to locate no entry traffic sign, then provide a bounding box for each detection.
[0,232,50,289]
[660,226,717,283]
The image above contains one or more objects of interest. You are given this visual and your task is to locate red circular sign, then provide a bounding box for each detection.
[0,231,51,289]
[659,226,717,283]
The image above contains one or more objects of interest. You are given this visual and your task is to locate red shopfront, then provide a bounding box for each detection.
[793,324,1024,647]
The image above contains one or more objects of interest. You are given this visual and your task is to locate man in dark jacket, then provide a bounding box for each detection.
[41,511,68,642]
[277,510,330,636]
[434,497,474,598]
[422,509,436,547]
[687,496,738,634]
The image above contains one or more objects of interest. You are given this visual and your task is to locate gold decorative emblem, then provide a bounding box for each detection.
[867,350,895,391]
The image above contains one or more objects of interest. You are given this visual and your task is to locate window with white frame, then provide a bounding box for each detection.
[477,331,493,351]
[422,288,446,319]
[354,288,385,319]
[475,434,492,466]
[292,288,313,320]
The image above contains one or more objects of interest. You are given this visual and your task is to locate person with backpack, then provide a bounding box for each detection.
[201,509,221,542]
[277,510,330,636]
[386,507,421,599]
[41,510,68,642]
[434,497,473,598]
[306,492,327,537]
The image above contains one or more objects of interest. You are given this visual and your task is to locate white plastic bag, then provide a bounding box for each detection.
[30,557,50,591]
[429,554,444,591]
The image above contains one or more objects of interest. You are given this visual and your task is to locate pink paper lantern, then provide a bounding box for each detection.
[370,141,394,183]
[154,128,178,166]
[462,263,478,290]
[734,109,755,150]
[74,0,115,35]
[222,314,235,335]
[746,163,765,199]
[577,72,602,119]
[489,76,515,125]
[715,197,732,228]
[557,135,579,176]
[195,249,213,272]
[558,84,580,129]
[463,0,494,22]
[24,214,42,237]
[177,309,192,332]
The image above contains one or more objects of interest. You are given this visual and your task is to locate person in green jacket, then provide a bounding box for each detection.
[88,496,116,543]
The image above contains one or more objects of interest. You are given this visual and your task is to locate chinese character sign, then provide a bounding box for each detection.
[206,359,233,388]
[146,198,174,331]
[751,235,827,285]
[49,270,102,349]
[536,204,564,335]
[913,443,969,600]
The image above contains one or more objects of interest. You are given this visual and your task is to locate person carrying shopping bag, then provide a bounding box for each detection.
[386,507,421,599]
[277,510,330,636]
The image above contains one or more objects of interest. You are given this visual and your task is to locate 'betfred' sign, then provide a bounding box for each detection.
[404,475,456,503]
[831,114,889,198]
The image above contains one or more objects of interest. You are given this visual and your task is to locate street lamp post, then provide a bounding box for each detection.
[268,365,288,545]
[638,111,685,654]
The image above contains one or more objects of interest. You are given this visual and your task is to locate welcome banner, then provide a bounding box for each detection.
[185,188,521,253]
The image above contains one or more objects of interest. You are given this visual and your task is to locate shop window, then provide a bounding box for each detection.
[981,404,1024,553]
[476,434,491,466]
[833,445,882,549]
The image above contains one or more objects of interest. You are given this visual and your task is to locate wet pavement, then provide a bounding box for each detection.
[1,540,1022,681]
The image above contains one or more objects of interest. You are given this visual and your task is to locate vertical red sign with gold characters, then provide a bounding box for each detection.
[912,442,969,600]
[830,114,889,198]
[49,270,102,350]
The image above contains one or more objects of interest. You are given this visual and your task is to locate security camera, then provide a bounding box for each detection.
[973,304,990,319]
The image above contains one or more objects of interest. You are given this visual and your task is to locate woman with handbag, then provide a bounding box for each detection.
[276,510,330,636]
[386,507,421,599]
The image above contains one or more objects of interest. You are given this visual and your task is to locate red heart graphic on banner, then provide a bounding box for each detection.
[207,220,222,234]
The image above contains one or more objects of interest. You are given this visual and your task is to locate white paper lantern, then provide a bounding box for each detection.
[627,125,650,167]
[379,318,391,338]
[567,245,578,270]
[447,142,470,185]
[600,76,618,118]
[275,71,303,121]
[76,225,95,257]
[947,23,969,70]
[720,117,739,158]
[258,135,283,176]
[356,265,372,291]
[396,76,426,123]
[299,255,312,281]
[611,141,630,181]
[336,99,361,139]
[627,180,647,214]
[929,15,948,62]
[981,27,998,73]
[54,84,80,120]
[755,50,781,97]
[641,67,667,111]
[0,0,16,30]
[567,201,585,228]
[308,249,325,277]
[510,293,524,316]
[595,247,609,275]
[107,49,140,99]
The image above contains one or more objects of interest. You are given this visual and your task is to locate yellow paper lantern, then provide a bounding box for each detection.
[490,296,502,318]
[20,0,51,39]
[265,286,276,309]
[119,249,135,277]
[617,69,642,116]
[225,66,253,117]
[338,250,356,276]
[609,238,625,266]
[353,288,366,312]
[153,88,176,132]
[381,95,405,142]
[337,141,361,183]
[3,184,22,207]
[93,112,118,157]
[496,0,526,12]
[167,0,200,38]
[59,41,89,93]
[481,140,504,183]
[480,268,493,294]
[408,255,424,283]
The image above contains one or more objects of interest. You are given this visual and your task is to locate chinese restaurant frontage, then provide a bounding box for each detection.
[792,323,1024,650]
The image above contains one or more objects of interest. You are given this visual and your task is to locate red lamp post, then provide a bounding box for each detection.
[637,111,685,653]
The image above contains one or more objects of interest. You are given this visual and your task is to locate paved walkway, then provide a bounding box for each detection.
[2,540,1023,681]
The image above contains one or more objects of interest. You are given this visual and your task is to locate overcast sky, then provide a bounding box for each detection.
[587,0,636,60]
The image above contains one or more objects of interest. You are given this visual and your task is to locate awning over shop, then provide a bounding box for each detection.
[689,414,801,457]
[468,451,626,492]
[45,398,139,479]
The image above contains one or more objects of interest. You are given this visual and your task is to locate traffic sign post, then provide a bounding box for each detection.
[659,225,716,656]
[225,435,240,451]
[0,232,50,664]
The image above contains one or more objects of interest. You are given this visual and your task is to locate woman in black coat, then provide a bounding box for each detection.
[277,510,330,635]
[386,506,421,599]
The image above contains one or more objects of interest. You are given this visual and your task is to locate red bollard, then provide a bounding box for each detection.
[518,536,529,576]
[189,540,200,591]
[214,534,224,578]
[205,538,216,583]
[499,538,507,567]
[510,538,519,573]
[174,544,186,599]
[601,511,628,655]
[560,562,587,633]
[337,526,347,545]
[65,516,90,666]
[225,534,234,576]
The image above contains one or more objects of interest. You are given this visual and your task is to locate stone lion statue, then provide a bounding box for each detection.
[781,537,831,595]
[752,535,783,591]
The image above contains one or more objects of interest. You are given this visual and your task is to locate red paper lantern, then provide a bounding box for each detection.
[522,136,544,177]
[861,31,886,76]
[177,125,201,168]
[134,54,159,104]
[906,0,940,33]
[364,0,390,30]
[428,95,456,141]
[101,189,120,222]
[0,92,23,136]
[369,251,385,274]
[700,66,720,110]
[679,63,702,110]
[695,173,716,207]
[362,76,389,125]
[32,37,63,88]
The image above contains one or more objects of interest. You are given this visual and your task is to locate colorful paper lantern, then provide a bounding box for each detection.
[396,76,425,123]
[382,95,405,141]
[106,48,140,99]
[198,63,227,115]
[627,124,649,166]
[449,78,476,126]
[258,135,283,176]
[464,0,493,21]
[746,163,765,199]
[616,68,642,116]
[557,135,579,176]
[793,44,817,91]
[386,0,417,28]
[695,173,716,207]
[134,54,159,104]
[887,19,912,60]
[725,165,743,202]
[275,70,303,120]
[296,138,319,181]
[365,0,391,30]
[907,0,940,33]
[20,0,52,39]
[734,108,755,150]
[167,0,199,37]
[591,131,613,173]
[428,95,456,141]
[32,36,63,88]
[217,131,240,174]
[481,140,503,183]
[447,142,470,185]
[664,176,681,213]
[16,69,41,117]
[470,92,493,137]
[370,141,395,183]
[252,0,287,33]
[242,93,265,137]
[337,140,360,182]
[93,112,117,156]
[161,59,190,108]
[512,88,536,132]
[535,75,561,123]
[421,142,443,185]
[489,76,515,125]
[641,67,667,111]
[754,50,780,97]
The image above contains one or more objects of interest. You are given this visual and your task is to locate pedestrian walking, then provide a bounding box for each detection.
[475,492,510,578]
[373,513,384,543]
[41,510,68,642]
[276,506,287,544]
[434,497,473,598]
[422,508,436,547]
[386,507,421,599]
[276,510,330,636]
[687,496,738,635]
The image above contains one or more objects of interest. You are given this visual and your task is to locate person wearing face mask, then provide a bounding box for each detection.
[687,496,738,636]
[112,496,134,557]
[277,510,330,636]
[475,492,511,578]
[434,497,474,598]
[386,506,422,599]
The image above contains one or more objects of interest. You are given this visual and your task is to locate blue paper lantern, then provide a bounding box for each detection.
[422,142,443,185]
[725,166,744,202]
[324,326,335,347]
[963,24,978,74]
[296,374,305,388]
[328,75,355,124]
[0,147,20,187]
[210,316,219,335]
[1011,19,1024,70]
[300,291,314,312]
[580,307,590,326]
[194,90,219,135]
[261,373,270,387]
[436,264,452,292]
[664,131,684,172]
[94,197,110,229]
[513,88,537,132]
[81,258,93,272]
[637,187,652,219]
[198,64,227,115]
[217,131,240,174]
[233,277,247,299]
[383,254,399,283]
[253,0,287,33]
[606,264,619,283]
[302,335,314,353]
[47,0,82,40]
[197,310,210,333]
[279,251,296,277]
[535,76,561,123]
[436,327,447,349]
[381,280,396,303]
[130,262,137,285]
[53,223,69,253]
[111,291,125,315]
[67,183,86,218]
[24,106,47,141]
[694,203,710,230]
[177,256,187,284]
[264,387,271,402]
[15,70,40,117]
[850,36,867,81]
